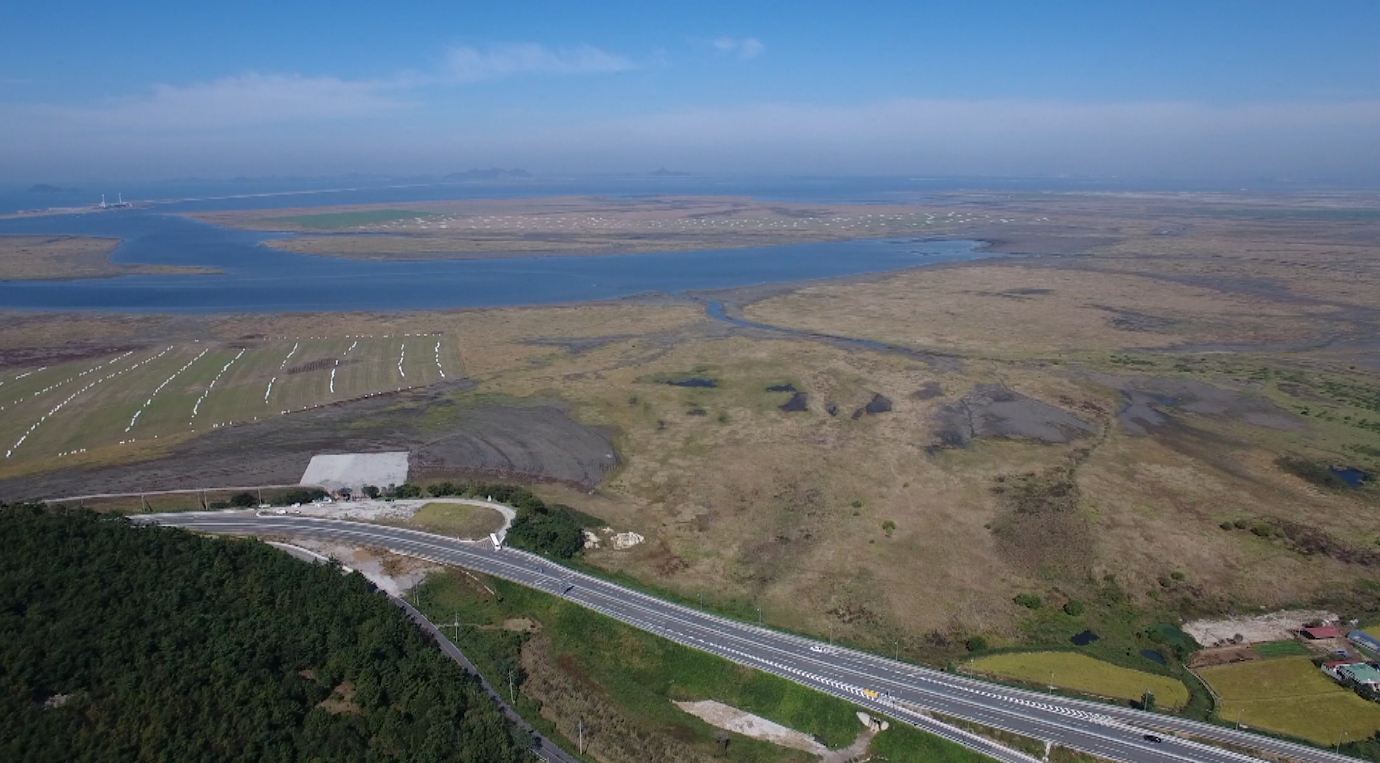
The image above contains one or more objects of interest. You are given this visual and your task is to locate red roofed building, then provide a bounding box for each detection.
[1302,626,1343,639]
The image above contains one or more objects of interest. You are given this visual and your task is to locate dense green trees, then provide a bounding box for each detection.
[0,504,528,762]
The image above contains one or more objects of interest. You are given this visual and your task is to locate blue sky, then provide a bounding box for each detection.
[3,0,1379,182]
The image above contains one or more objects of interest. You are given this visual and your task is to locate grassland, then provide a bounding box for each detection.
[415,569,988,762]
[401,502,504,539]
[965,652,1189,708]
[1198,656,1380,746]
[0,235,216,280]
[189,195,1007,260]
[3,191,1380,706]
[275,209,436,229]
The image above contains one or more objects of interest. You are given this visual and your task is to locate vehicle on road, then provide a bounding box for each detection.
[1143,734,1163,743]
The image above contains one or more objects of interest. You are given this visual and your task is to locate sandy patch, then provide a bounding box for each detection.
[285,539,441,596]
[674,699,827,755]
[1182,609,1337,647]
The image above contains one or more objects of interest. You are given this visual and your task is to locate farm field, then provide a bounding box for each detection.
[964,652,1189,708]
[0,333,460,483]
[1198,656,1380,746]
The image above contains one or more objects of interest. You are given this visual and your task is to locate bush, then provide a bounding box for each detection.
[361,485,380,499]
[1013,593,1043,610]
[279,488,327,505]
[229,492,256,508]
[965,636,988,653]
[1062,600,1084,616]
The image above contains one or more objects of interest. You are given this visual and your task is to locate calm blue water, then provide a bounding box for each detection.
[0,209,990,313]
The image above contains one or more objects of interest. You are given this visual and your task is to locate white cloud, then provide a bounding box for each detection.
[443,42,635,82]
[31,73,409,130]
[710,36,765,60]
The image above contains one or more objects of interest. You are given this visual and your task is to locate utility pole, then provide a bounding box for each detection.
[756,603,762,625]
[578,719,585,755]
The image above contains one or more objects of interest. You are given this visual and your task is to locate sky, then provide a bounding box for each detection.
[2,0,1379,184]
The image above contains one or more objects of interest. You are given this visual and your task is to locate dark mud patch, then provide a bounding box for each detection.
[1091,305,1180,333]
[852,393,893,419]
[664,377,718,388]
[1,385,619,500]
[912,381,944,400]
[825,402,839,417]
[932,384,1095,448]
[778,391,809,412]
[1093,375,1304,436]
[285,358,338,375]
[525,335,630,354]
[992,287,1053,300]
[0,344,142,370]
[990,465,1093,577]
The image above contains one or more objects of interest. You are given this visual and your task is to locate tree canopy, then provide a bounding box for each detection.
[0,504,528,762]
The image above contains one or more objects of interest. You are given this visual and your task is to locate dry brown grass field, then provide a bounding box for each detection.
[3,191,1378,661]
[0,235,214,280]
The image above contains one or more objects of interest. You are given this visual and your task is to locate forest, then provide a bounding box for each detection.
[0,503,530,762]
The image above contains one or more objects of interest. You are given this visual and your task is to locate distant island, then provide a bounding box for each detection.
[444,168,531,180]
[650,168,691,177]
[27,183,73,193]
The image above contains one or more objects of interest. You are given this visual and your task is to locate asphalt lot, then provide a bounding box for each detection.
[134,512,1363,763]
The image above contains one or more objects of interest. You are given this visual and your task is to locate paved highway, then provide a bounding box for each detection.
[135,512,1361,763]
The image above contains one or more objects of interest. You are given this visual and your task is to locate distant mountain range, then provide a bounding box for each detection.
[444,168,532,180]
[28,183,74,193]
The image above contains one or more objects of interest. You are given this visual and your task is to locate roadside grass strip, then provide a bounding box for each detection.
[1198,656,1380,746]
[964,652,1189,709]
[5,347,170,459]
[188,348,245,426]
[125,346,209,433]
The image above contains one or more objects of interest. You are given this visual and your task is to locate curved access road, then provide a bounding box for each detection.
[133,512,1360,763]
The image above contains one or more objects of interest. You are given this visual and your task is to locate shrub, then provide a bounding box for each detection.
[965,636,988,653]
[229,492,256,508]
[1062,600,1084,616]
[1013,593,1043,610]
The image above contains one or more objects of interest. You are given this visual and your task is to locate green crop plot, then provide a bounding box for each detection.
[1200,657,1380,746]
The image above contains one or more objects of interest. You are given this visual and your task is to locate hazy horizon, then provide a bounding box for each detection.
[4,1,1379,184]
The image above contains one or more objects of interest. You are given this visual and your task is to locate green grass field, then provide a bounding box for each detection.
[278,209,435,229]
[1198,656,1380,746]
[965,651,1190,708]
[1254,639,1310,658]
[403,501,504,539]
[415,571,984,762]
[0,334,462,476]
